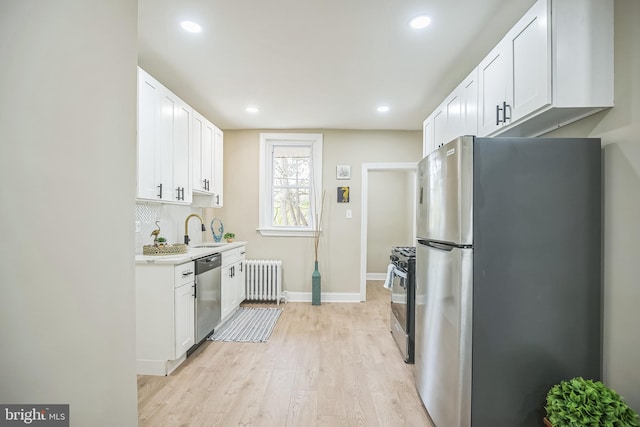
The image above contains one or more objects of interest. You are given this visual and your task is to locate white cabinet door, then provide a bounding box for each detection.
[173,100,192,203]
[422,116,434,158]
[509,0,550,122]
[201,121,214,193]
[157,91,175,201]
[137,68,161,200]
[432,106,447,150]
[221,264,234,320]
[192,110,214,195]
[477,41,510,136]
[174,281,195,357]
[191,112,204,192]
[444,91,462,143]
[461,68,478,136]
[237,248,246,304]
[212,126,224,207]
[221,248,241,320]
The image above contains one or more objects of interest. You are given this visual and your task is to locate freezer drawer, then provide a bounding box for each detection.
[415,240,472,427]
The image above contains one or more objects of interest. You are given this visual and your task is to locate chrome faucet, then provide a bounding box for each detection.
[184,214,206,245]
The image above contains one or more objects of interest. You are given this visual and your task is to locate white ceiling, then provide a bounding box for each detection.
[138,0,536,131]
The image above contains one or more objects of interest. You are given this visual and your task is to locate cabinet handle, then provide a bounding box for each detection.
[216,194,220,205]
[496,104,503,125]
[503,101,511,121]
[206,179,210,191]
[157,183,163,198]
[192,283,196,298]
[182,271,193,277]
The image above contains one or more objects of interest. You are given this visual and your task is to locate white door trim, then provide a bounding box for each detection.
[360,162,417,301]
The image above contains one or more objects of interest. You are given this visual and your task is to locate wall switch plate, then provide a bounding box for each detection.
[346,209,352,219]
[135,221,141,233]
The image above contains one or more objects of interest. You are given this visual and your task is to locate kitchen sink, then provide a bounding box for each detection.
[193,243,228,248]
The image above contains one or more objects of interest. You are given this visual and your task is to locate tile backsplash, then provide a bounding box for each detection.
[135,203,207,253]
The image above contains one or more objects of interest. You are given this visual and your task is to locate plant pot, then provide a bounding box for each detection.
[543,417,552,427]
[226,238,235,243]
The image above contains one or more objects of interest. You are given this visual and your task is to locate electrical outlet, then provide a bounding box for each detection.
[135,221,141,233]
[346,209,352,219]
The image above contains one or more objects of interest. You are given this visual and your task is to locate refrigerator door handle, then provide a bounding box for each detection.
[417,239,454,252]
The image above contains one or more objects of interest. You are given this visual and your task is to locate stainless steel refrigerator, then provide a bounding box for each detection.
[415,136,602,427]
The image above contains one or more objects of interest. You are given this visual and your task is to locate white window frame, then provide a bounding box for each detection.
[258,133,323,237]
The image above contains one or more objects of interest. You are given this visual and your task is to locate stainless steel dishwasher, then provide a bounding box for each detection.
[191,253,222,352]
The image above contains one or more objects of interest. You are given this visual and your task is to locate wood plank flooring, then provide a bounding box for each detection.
[137,281,434,427]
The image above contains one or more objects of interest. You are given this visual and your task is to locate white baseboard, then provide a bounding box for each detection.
[286,292,362,303]
[136,354,186,376]
[366,273,387,281]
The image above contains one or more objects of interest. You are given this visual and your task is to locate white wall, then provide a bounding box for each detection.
[545,0,640,410]
[367,170,414,274]
[0,1,139,425]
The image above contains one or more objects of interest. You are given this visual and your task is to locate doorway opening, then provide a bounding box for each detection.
[359,162,417,301]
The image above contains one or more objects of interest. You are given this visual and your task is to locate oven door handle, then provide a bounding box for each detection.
[392,266,407,280]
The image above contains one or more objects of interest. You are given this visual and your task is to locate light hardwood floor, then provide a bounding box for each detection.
[137,281,434,427]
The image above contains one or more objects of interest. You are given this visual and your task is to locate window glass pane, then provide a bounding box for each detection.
[272,186,310,227]
[273,157,310,185]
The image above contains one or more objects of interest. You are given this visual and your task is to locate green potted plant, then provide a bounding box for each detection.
[223,232,235,243]
[156,237,167,246]
[545,377,639,427]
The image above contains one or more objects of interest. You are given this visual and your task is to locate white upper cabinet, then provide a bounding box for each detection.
[432,106,446,150]
[136,67,192,204]
[212,126,224,207]
[191,115,224,208]
[423,67,478,157]
[478,0,549,135]
[192,110,215,195]
[426,0,613,142]
[174,100,192,203]
[461,69,478,137]
[422,117,434,158]
[137,69,161,200]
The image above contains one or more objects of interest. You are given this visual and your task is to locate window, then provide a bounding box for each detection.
[259,133,323,236]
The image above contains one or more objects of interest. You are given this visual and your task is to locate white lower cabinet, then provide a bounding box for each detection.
[221,245,246,321]
[237,248,246,303]
[174,281,195,357]
[135,261,195,375]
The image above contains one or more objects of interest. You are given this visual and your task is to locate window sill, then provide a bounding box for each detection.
[256,227,317,237]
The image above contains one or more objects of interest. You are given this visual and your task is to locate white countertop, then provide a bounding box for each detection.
[135,241,246,265]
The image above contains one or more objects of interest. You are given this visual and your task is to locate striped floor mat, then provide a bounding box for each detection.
[208,307,283,343]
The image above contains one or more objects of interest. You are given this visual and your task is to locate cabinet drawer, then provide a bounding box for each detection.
[175,261,195,287]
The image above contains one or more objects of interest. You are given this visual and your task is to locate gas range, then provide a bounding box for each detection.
[390,246,416,272]
[389,246,416,363]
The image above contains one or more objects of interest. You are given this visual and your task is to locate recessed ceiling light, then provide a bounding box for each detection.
[180,21,202,33]
[246,106,259,113]
[409,15,431,29]
[377,105,390,113]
